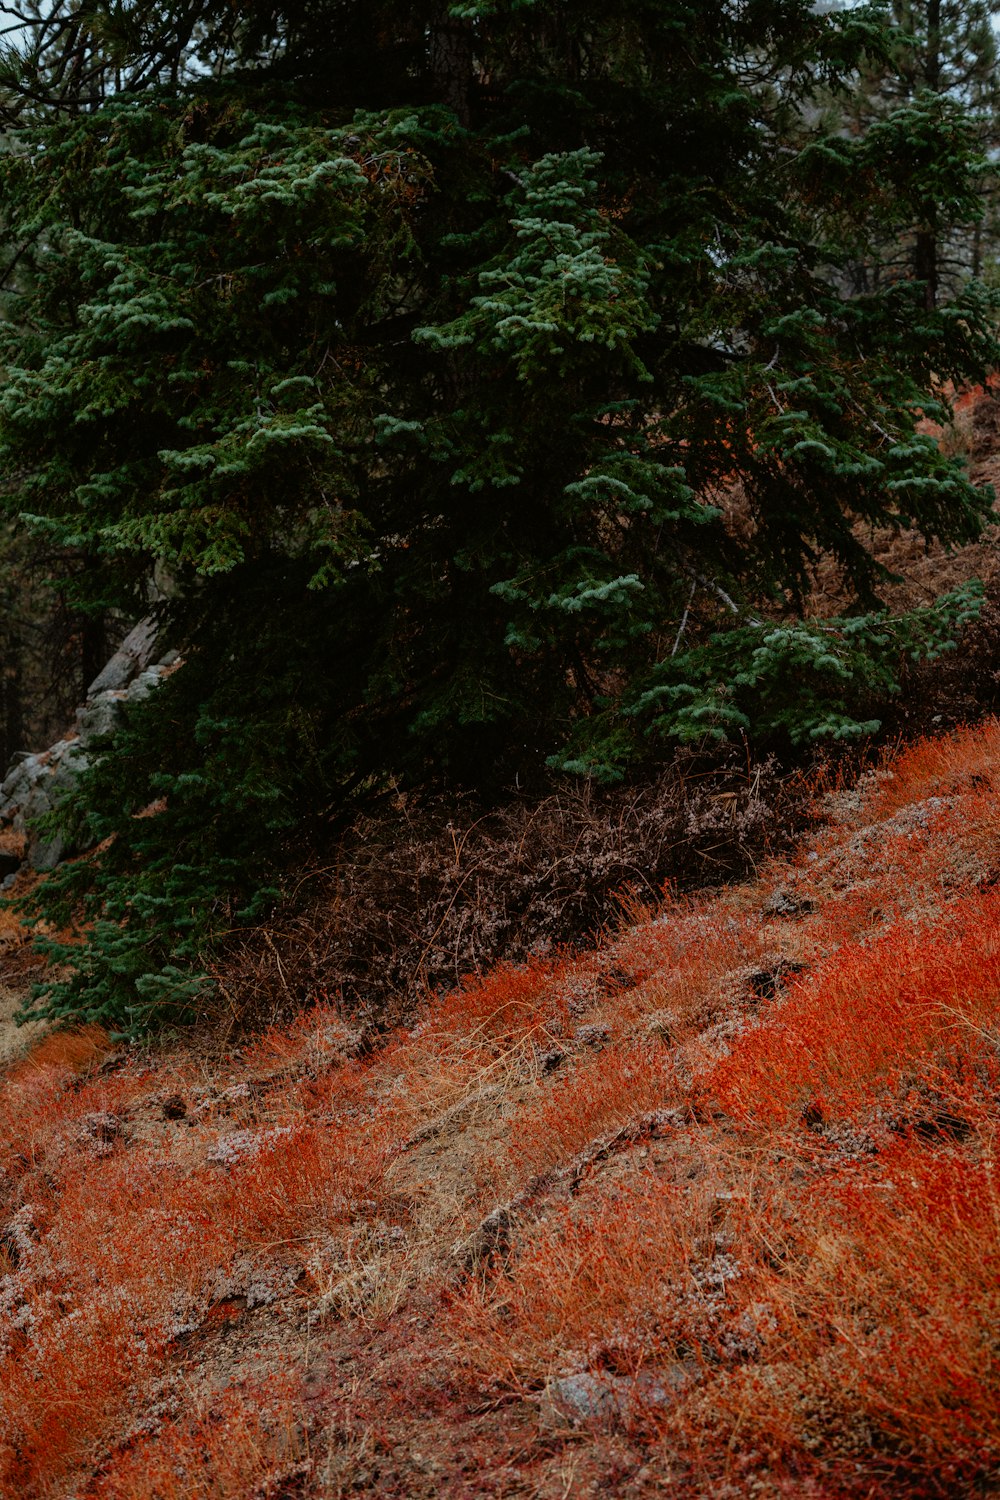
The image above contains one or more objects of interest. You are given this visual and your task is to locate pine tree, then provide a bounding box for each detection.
[829,0,1000,303]
[0,0,995,1031]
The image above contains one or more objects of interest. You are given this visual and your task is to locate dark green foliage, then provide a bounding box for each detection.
[0,1,996,1029]
[556,580,986,778]
[824,0,1000,299]
[23,615,321,1031]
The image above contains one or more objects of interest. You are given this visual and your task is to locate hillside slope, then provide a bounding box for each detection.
[0,719,998,1498]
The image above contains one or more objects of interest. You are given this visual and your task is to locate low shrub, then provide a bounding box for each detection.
[205,747,803,1037]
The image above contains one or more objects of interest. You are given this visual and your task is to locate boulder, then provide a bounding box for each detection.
[548,1362,695,1426]
[85,616,161,696]
[76,692,126,745]
[0,622,178,873]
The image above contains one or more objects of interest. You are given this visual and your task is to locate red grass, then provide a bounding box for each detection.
[227,1120,397,1249]
[43,1150,232,1303]
[7,1024,112,1079]
[2,718,999,1497]
[861,717,1000,821]
[86,1375,306,1499]
[0,1298,160,1498]
[0,1110,394,1494]
[447,1173,712,1391]
[709,885,1000,1130]
[501,1042,680,1190]
[727,1143,1000,1488]
[411,956,576,1058]
[238,1003,360,1078]
[610,901,771,1030]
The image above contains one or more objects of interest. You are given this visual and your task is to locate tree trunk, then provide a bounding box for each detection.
[0,654,24,766]
[79,608,107,698]
[428,7,474,124]
[914,227,938,310]
[925,0,941,89]
[914,2,942,310]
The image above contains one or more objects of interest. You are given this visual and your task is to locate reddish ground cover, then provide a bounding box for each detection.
[0,718,998,1496]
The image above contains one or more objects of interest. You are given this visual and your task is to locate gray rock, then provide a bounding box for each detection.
[1,763,31,802]
[127,667,163,701]
[0,628,173,872]
[32,830,66,873]
[574,1022,611,1049]
[550,1372,625,1422]
[78,1111,130,1145]
[50,747,88,794]
[86,616,161,696]
[549,1363,694,1425]
[19,761,85,870]
[20,779,52,818]
[207,1125,295,1167]
[762,886,813,918]
[77,691,125,744]
[740,1300,777,1337]
[455,1205,516,1268]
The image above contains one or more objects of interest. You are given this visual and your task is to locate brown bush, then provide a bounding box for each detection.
[205,747,807,1040]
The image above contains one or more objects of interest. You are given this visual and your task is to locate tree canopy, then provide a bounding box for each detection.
[0,0,996,1030]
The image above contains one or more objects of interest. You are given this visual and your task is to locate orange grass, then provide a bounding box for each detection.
[1,718,998,1496]
[722,1143,1000,1489]
[0,1044,192,1189]
[7,1023,112,1078]
[239,1003,361,1078]
[41,1151,232,1303]
[410,955,576,1058]
[85,1375,307,1500]
[0,1298,160,1498]
[861,716,1000,821]
[446,1172,723,1391]
[710,884,1000,1130]
[0,1117,393,1495]
[609,901,772,1030]
[227,1119,397,1248]
[501,1042,680,1189]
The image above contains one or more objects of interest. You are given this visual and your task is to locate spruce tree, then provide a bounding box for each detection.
[829,0,1000,301]
[0,0,995,1031]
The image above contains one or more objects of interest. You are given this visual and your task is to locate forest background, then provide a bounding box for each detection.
[0,0,997,1033]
